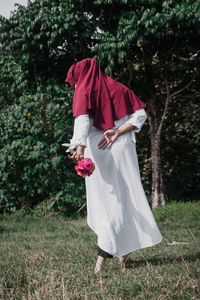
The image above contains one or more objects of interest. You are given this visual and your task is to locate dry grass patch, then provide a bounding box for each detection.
[0,202,199,299]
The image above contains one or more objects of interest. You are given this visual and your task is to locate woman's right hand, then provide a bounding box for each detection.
[98,123,136,149]
[98,129,120,149]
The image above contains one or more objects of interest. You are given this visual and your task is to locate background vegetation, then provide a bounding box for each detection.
[0,0,200,213]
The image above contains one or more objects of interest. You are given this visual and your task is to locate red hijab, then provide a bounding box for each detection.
[65,58,146,130]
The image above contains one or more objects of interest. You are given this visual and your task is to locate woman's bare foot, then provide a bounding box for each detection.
[94,256,107,273]
[119,253,131,274]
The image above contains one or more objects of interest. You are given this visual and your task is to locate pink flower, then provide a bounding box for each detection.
[75,158,95,177]
[82,158,93,170]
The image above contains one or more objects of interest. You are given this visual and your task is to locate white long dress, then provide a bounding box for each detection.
[69,109,162,256]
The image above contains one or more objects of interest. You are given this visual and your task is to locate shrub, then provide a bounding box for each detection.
[0,83,86,213]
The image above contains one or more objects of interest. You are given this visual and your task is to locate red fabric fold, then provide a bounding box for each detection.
[65,58,146,130]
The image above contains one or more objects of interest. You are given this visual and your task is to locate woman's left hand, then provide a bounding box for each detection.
[68,145,85,162]
[98,129,119,149]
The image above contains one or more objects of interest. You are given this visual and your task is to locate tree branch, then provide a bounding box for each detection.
[76,203,86,213]
[127,60,133,88]
[157,74,170,137]
[159,38,177,60]
[157,73,196,137]
[168,75,195,100]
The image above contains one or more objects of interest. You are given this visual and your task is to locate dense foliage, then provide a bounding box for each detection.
[0,83,86,212]
[92,0,200,207]
[0,0,199,212]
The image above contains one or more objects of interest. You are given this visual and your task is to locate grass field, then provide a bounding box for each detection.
[0,202,199,299]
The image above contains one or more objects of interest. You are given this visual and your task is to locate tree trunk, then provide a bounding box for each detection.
[147,97,166,208]
[142,53,167,208]
[141,49,195,208]
[150,132,166,208]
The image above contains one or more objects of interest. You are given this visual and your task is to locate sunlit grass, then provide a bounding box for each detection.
[0,202,199,299]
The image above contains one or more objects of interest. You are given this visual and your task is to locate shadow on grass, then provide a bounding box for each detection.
[0,226,5,233]
[127,252,200,268]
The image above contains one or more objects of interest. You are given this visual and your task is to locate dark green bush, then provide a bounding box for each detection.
[0,83,86,213]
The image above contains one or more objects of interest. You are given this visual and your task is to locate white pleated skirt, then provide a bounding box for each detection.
[85,117,162,257]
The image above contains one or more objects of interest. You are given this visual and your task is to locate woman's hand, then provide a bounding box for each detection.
[68,145,85,162]
[98,123,136,149]
[98,129,120,149]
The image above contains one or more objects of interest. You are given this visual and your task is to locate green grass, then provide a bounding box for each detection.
[0,202,199,299]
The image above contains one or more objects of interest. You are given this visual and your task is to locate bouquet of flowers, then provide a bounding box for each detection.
[75,158,95,177]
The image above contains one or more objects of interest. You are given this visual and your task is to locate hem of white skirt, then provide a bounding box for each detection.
[113,236,163,257]
[88,222,163,257]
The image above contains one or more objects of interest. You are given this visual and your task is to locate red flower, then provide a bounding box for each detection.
[75,158,95,177]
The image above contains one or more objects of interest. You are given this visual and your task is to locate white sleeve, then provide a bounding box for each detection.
[69,114,90,148]
[125,108,147,132]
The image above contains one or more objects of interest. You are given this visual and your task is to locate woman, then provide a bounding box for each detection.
[64,58,162,273]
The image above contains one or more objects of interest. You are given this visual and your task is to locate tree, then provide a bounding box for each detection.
[162,81,200,202]
[0,0,199,212]
[0,0,97,84]
[0,0,98,212]
[93,0,200,207]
